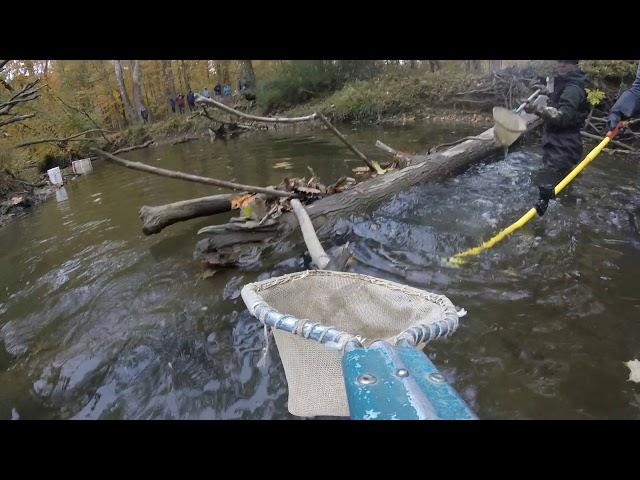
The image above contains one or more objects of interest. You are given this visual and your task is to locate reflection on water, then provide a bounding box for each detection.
[1,121,640,419]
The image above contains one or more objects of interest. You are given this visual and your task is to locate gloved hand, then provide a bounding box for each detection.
[539,106,561,121]
[535,186,556,216]
[524,95,549,115]
[607,111,621,131]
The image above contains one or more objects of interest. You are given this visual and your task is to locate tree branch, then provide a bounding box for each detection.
[15,129,113,148]
[375,140,415,165]
[46,87,109,141]
[91,148,292,197]
[194,94,317,123]
[315,112,384,173]
[0,114,35,128]
[580,131,635,151]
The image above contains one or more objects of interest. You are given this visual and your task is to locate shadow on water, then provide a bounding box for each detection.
[2,121,640,419]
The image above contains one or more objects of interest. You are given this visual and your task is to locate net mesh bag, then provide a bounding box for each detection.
[241,270,461,418]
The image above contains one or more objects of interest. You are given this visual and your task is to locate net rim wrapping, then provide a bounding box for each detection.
[241,270,462,350]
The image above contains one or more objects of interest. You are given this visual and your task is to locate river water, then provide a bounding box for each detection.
[1,121,640,419]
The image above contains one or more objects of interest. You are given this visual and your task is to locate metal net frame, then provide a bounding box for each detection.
[241,270,463,417]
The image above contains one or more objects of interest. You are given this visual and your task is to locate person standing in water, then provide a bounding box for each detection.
[525,60,589,214]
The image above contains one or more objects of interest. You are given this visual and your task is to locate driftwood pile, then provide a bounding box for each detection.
[453,66,541,111]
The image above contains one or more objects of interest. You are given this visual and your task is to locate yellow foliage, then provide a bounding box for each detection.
[586,88,606,107]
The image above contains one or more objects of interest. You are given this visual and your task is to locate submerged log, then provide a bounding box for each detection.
[194,220,280,268]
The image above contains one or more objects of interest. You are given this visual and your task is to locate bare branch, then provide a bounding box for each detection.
[0,79,44,129]
[580,131,635,151]
[316,112,384,173]
[46,87,109,141]
[0,113,35,128]
[15,129,113,148]
[194,94,317,123]
[0,78,12,92]
[91,148,292,197]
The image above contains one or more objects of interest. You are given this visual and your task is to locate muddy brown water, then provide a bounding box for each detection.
[1,121,640,419]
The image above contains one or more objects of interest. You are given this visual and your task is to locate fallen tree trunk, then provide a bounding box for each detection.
[139,194,234,235]
[195,114,542,267]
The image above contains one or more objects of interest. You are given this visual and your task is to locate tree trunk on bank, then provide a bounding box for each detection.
[180,60,190,91]
[112,60,136,122]
[428,61,441,73]
[216,60,230,85]
[160,60,177,105]
[239,60,256,88]
[131,60,144,122]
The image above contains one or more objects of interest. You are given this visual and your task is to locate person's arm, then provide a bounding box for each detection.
[630,63,640,97]
[539,84,585,128]
[608,63,640,128]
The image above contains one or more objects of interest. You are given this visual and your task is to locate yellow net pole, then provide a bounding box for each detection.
[449,125,622,265]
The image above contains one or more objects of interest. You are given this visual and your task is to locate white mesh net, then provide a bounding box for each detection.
[242,270,459,418]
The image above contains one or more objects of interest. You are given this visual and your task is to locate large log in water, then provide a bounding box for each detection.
[195,115,541,267]
[139,194,234,235]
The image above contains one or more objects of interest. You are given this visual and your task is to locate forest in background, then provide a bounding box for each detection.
[1,60,638,179]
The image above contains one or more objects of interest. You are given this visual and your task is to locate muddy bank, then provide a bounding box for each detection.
[0,171,55,228]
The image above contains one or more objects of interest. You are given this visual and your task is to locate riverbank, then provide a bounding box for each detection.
[0,170,55,228]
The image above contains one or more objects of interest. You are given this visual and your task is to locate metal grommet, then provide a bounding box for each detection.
[427,372,446,384]
[396,369,409,378]
[357,374,377,385]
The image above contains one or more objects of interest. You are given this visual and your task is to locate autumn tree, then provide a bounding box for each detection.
[112,60,136,123]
